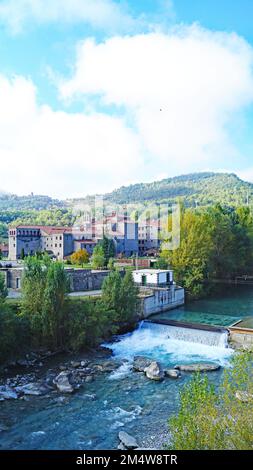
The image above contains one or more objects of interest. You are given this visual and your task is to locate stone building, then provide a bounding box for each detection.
[8,225,73,260]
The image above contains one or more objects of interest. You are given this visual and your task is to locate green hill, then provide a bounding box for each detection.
[102,172,253,207]
[0,193,64,211]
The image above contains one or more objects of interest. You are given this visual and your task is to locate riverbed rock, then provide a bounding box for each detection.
[174,363,220,372]
[133,356,152,372]
[164,369,180,379]
[16,382,50,396]
[85,375,94,383]
[145,362,165,381]
[0,386,18,400]
[53,372,74,393]
[118,431,139,449]
[70,361,81,368]
[235,391,253,403]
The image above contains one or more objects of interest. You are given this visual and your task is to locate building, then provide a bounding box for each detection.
[8,214,139,261]
[8,225,73,260]
[0,243,9,258]
[138,219,161,256]
[133,269,185,317]
[133,269,174,287]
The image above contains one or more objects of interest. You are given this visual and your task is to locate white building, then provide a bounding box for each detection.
[132,269,185,317]
[133,269,174,287]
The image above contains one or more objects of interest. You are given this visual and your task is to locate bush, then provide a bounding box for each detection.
[0,306,30,363]
[167,353,253,450]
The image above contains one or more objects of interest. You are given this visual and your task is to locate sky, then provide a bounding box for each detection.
[0,0,253,198]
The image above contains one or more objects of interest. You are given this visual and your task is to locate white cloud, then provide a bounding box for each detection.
[0,75,144,197]
[60,25,253,175]
[1,25,253,198]
[0,0,135,34]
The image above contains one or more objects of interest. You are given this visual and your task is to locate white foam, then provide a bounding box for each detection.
[104,322,234,367]
[108,362,132,380]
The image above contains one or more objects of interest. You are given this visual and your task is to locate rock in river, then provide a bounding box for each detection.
[0,386,18,400]
[145,361,164,381]
[175,363,220,372]
[118,431,139,449]
[164,369,180,379]
[133,356,152,372]
[53,372,74,393]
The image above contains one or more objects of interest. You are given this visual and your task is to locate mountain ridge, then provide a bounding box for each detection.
[1,172,253,210]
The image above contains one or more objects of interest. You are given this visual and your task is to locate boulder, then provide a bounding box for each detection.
[118,431,139,449]
[0,386,18,400]
[145,361,164,381]
[235,391,253,403]
[53,372,74,394]
[85,375,94,383]
[164,369,180,379]
[81,360,89,367]
[133,356,152,372]
[70,361,81,368]
[16,382,49,396]
[175,363,220,372]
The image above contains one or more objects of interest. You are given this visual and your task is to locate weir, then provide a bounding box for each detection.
[145,319,229,348]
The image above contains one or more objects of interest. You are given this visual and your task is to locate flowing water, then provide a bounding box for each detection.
[0,285,252,450]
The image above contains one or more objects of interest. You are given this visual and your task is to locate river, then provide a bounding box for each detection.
[0,285,252,450]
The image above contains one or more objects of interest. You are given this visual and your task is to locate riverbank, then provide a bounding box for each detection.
[1,285,252,450]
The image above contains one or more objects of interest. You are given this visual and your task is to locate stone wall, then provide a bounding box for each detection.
[139,286,185,318]
[229,328,253,350]
[1,267,122,292]
[66,269,115,292]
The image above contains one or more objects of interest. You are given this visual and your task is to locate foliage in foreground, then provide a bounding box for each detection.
[168,353,253,450]
[0,257,139,362]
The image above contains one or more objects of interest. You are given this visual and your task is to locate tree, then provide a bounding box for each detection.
[100,236,116,265]
[118,270,139,322]
[101,270,139,328]
[70,248,89,266]
[42,262,70,348]
[21,256,69,348]
[0,272,8,304]
[20,248,25,260]
[20,256,47,345]
[91,245,106,269]
[167,353,253,450]
[101,271,122,317]
[107,257,115,270]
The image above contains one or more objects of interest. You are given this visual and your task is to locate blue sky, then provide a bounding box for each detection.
[0,0,253,198]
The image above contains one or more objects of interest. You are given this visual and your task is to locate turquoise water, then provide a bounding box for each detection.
[0,285,252,450]
[152,285,253,326]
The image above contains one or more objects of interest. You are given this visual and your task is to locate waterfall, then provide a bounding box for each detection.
[105,320,233,367]
[155,324,229,348]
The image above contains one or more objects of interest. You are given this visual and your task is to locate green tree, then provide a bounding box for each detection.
[20,256,47,345]
[42,262,70,348]
[91,245,106,269]
[107,257,115,270]
[100,236,116,265]
[168,353,253,450]
[118,270,139,322]
[101,270,139,328]
[0,272,8,304]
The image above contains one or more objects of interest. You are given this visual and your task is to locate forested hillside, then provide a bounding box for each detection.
[103,172,253,207]
[1,173,253,242]
[0,194,63,211]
